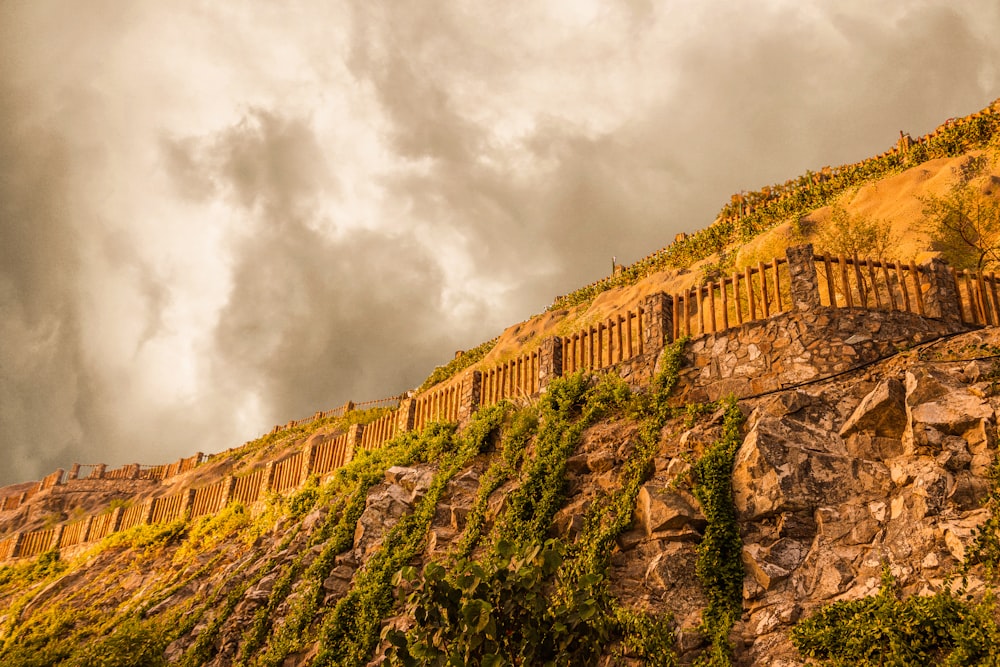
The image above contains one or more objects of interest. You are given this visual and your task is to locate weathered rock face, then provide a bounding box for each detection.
[2,329,999,667]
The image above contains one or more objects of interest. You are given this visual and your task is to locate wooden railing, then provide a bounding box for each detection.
[814,254,925,315]
[672,259,790,339]
[561,306,646,375]
[358,413,398,452]
[954,268,1000,326]
[479,350,541,408]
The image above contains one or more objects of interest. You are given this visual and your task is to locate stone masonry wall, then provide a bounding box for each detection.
[681,306,969,402]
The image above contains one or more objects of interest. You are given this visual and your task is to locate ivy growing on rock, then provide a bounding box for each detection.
[690,397,746,667]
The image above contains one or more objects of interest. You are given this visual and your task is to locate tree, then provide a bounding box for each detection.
[815,203,897,260]
[922,154,1000,271]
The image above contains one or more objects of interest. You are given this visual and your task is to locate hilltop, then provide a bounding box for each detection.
[1,99,1000,666]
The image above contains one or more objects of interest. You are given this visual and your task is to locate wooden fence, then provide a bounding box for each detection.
[672,259,790,339]
[814,254,925,315]
[561,306,646,375]
[479,350,541,408]
[413,379,465,431]
[312,435,350,473]
[358,413,398,452]
[954,268,1000,326]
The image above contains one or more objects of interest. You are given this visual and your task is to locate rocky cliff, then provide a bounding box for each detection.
[1,322,998,666]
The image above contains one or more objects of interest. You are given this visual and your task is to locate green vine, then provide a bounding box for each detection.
[690,397,746,666]
[312,406,507,667]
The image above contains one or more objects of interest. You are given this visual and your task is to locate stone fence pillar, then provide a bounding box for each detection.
[179,489,196,517]
[641,292,672,349]
[69,463,80,481]
[920,257,963,322]
[220,476,237,507]
[51,524,64,551]
[458,371,482,424]
[786,244,821,312]
[10,532,24,559]
[396,397,416,433]
[81,516,94,543]
[538,336,563,391]
[344,423,365,466]
[261,461,277,494]
[94,464,107,480]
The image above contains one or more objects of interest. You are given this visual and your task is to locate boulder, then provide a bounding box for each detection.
[839,378,907,439]
[903,368,995,456]
[633,485,704,536]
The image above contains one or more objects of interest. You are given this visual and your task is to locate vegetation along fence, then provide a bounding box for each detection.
[5,245,997,561]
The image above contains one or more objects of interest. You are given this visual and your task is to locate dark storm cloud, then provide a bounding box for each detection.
[2,0,1000,488]
[165,110,456,425]
[0,77,95,483]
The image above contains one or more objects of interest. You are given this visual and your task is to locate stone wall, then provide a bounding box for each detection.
[681,307,969,402]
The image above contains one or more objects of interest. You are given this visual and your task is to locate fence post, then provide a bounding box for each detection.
[142,498,156,524]
[920,257,963,322]
[300,443,317,485]
[128,464,141,480]
[261,462,277,495]
[51,524,64,551]
[94,464,107,480]
[10,532,24,558]
[110,506,124,532]
[641,292,672,350]
[397,397,416,433]
[538,336,564,391]
[179,488,196,517]
[458,370,482,425]
[81,516,94,543]
[342,423,364,465]
[786,244,821,312]
[220,476,237,507]
[68,463,80,481]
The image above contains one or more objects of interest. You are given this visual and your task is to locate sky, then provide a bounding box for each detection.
[1,1,999,486]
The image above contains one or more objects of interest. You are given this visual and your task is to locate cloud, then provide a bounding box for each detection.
[2,0,999,486]
[164,110,457,426]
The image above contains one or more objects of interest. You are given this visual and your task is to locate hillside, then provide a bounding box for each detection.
[2,100,1000,666]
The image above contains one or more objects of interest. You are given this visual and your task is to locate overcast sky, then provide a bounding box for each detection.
[1,1,998,486]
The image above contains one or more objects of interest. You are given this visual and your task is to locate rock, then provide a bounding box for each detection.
[839,378,906,439]
[733,413,889,521]
[384,466,434,503]
[353,484,413,557]
[633,485,704,536]
[643,542,698,592]
[948,472,990,511]
[743,544,791,590]
[903,368,995,456]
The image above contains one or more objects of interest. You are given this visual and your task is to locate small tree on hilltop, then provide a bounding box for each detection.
[922,154,1000,271]
[815,203,897,260]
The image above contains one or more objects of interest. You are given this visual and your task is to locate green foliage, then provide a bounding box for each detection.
[385,540,613,667]
[494,372,614,549]
[923,153,1000,271]
[286,477,320,519]
[66,616,169,667]
[417,336,499,393]
[454,406,537,559]
[312,406,506,667]
[172,502,250,563]
[389,349,692,667]
[0,549,68,591]
[814,203,898,260]
[690,398,746,666]
[97,519,186,558]
[791,568,1000,666]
